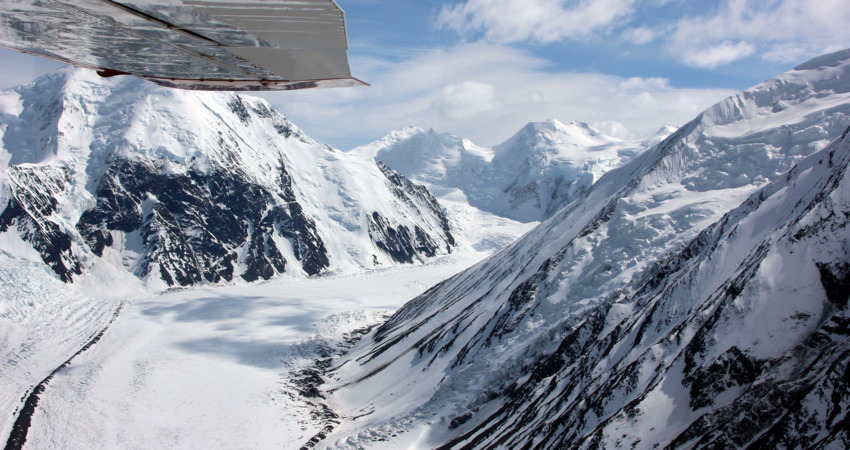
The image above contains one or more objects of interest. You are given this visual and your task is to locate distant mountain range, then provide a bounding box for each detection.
[318,49,850,449]
[0,69,454,288]
[354,120,674,222]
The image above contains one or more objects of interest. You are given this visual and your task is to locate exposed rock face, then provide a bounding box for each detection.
[0,68,454,287]
[367,162,455,264]
[75,157,328,285]
[0,165,80,282]
[430,129,850,448]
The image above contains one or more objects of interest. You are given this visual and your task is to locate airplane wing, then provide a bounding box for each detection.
[0,0,367,91]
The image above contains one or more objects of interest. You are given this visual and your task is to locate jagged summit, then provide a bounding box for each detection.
[0,68,455,289]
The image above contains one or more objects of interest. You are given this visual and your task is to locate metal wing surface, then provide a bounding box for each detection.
[0,0,367,91]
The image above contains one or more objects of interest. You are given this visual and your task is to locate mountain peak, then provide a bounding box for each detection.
[495,118,619,160]
[1,68,457,287]
[350,126,465,160]
[387,125,426,141]
[522,118,566,131]
[793,47,850,71]
[518,119,605,137]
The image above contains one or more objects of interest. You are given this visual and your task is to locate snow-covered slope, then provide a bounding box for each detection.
[0,69,454,288]
[318,49,850,448]
[0,255,119,447]
[354,120,670,222]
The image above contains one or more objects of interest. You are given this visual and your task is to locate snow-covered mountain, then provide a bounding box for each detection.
[354,120,672,222]
[317,49,850,448]
[0,69,454,289]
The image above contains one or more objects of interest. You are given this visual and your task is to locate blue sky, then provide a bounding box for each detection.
[2,0,848,149]
[263,0,850,148]
[344,0,778,86]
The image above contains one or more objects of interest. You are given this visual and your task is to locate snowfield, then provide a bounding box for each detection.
[1,247,506,449]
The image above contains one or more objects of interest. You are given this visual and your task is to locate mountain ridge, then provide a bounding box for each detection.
[316,48,850,449]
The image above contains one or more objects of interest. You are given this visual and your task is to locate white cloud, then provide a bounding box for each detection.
[760,44,813,64]
[622,26,659,45]
[437,0,637,43]
[669,0,850,68]
[437,0,850,69]
[432,81,497,119]
[260,43,734,149]
[619,77,670,90]
[681,41,756,68]
[591,120,633,138]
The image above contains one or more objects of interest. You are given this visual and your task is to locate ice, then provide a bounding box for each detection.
[1,250,488,449]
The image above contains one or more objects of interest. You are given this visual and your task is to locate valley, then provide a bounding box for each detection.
[1,248,509,449]
[2,48,850,449]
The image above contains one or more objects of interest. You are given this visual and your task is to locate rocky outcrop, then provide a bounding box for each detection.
[76,157,328,286]
[0,165,81,282]
[367,163,455,264]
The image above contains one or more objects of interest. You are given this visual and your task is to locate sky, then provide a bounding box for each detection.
[1,0,849,150]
